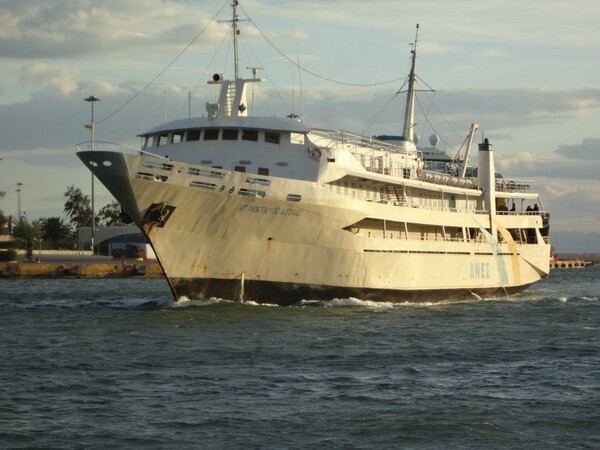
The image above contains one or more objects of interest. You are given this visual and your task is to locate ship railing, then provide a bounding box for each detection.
[350,152,417,179]
[75,141,167,160]
[495,178,536,193]
[496,210,546,216]
[370,233,527,245]
[351,192,488,214]
[310,128,412,154]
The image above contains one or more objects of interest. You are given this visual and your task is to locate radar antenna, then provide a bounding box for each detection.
[246,66,263,114]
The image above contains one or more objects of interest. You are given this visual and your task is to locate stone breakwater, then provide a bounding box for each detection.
[0,261,163,278]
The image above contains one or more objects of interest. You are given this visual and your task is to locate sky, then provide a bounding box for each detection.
[0,0,599,242]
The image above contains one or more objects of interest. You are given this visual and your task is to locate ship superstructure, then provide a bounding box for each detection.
[77,2,550,305]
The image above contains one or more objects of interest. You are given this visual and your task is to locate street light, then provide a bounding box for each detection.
[84,95,100,254]
[16,182,23,221]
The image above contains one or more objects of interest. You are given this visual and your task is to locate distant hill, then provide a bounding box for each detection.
[551,231,600,254]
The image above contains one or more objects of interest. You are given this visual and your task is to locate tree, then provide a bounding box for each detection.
[64,185,129,231]
[0,191,6,235]
[0,210,6,235]
[42,217,73,248]
[63,185,92,229]
[98,200,126,226]
[12,217,42,241]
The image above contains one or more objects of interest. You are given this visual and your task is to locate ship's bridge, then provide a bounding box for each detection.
[137,116,320,181]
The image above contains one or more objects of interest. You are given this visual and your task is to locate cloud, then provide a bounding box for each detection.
[496,151,600,180]
[555,137,600,160]
[427,88,600,125]
[2,74,599,157]
[0,0,221,59]
[538,181,600,232]
[20,63,80,94]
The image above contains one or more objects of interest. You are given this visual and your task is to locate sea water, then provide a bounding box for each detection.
[1,267,599,449]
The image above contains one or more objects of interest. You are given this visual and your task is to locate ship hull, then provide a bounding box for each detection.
[169,276,534,306]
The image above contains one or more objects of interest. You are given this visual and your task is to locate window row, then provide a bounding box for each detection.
[143,128,289,148]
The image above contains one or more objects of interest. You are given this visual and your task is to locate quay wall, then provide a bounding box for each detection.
[0,261,163,278]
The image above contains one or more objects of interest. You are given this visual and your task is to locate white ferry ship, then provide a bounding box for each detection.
[77,2,550,305]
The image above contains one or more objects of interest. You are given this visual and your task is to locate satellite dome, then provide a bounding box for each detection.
[414,133,420,145]
[429,133,439,147]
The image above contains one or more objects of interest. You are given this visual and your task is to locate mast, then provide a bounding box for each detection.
[402,24,419,142]
[206,1,261,119]
[232,0,240,80]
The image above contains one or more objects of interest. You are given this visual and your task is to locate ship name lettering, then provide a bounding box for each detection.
[470,261,491,279]
[238,203,302,217]
[281,208,301,216]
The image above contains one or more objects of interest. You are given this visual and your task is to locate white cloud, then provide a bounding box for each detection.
[0,0,221,59]
[495,150,600,180]
[538,181,600,232]
[20,63,80,95]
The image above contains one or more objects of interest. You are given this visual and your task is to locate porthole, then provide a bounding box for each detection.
[89,161,98,167]
[103,160,112,167]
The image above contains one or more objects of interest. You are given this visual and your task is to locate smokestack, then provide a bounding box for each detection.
[478,138,497,238]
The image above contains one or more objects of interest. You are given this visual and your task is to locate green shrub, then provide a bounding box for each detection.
[124,243,144,259]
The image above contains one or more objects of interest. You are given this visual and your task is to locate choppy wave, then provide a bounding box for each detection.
[123,293,594,310]
[120,297,172,309]
[171,296,226,308]
[299,297,395,309]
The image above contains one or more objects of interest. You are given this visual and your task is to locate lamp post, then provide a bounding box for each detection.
[16,182,23,221]
[84,95,100,254]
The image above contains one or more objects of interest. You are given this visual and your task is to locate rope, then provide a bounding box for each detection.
[239,33,290,112]
[240,4,405,88]
[97,1,229,124]
[415,94,459,152]
[361,92,400,135]
[175,27,231,119]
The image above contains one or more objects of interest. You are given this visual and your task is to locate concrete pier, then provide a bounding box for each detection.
[0,257,163,278]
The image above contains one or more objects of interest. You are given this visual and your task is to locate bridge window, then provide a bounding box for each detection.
[234,165,246,173]
[290,132,304,145]
[186,129,201,141]
[222,129,239,140]
[157,134,168,146]
[204,128,219,140]
[171,131,184,144]
[265,131,281,144]
[258,167,269,176]
[242,129,259,141]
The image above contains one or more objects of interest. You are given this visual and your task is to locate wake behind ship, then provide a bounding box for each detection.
[77,1,550,305]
